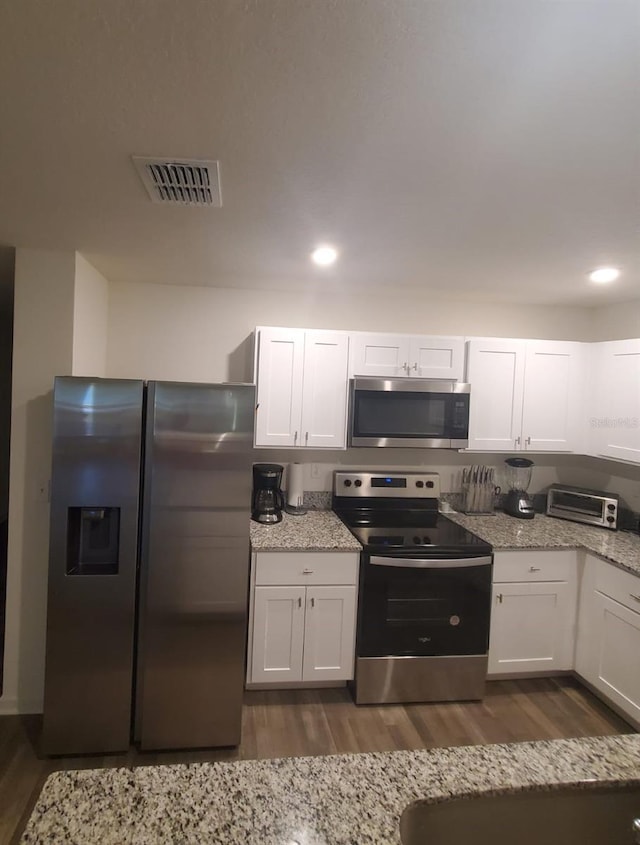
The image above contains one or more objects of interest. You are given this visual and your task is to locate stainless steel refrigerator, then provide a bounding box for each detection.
[42,377,255,755]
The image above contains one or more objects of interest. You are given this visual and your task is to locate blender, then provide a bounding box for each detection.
[503,457,535,519]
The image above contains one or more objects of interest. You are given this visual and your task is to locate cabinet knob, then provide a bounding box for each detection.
[526,436,531,446]
[294,431,298,443]
[310,597,315,608]
[515,436,521,446]
[402,362,408,372]
[497,593,503,604]
[298,596,302,608]
[412,362,418,371]
[305,431,309,444]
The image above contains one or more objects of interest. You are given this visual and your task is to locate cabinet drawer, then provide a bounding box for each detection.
[595,562,640,614]
[493,550,577,583]
[255,552,359,586]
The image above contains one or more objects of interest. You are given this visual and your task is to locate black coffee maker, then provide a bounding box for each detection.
[252,464,285,524]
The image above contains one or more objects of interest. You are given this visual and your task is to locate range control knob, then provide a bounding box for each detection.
[354,479,362,487]
[607,504,616,511]
[607,516,615,523]
[426,480,435,489]
[344,479,352,487]
[416,480,424,488]
[413,536,422,545]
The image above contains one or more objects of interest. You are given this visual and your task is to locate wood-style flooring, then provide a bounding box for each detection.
[0,677,634,844]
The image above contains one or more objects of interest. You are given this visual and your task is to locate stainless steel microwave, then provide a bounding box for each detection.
[349,377,470,448]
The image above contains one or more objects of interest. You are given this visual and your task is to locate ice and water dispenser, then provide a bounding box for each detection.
[66,507,120,576]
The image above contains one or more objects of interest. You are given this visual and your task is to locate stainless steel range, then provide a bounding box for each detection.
[332,471,493,705]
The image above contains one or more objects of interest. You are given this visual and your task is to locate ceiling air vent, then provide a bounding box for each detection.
[132,156,221,206]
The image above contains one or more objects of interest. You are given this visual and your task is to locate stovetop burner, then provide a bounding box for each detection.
[332,470,492,556]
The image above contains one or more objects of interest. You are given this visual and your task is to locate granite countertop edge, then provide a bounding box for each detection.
[249,509,640,578]
[21,734,640,845]
[444,512,640,578]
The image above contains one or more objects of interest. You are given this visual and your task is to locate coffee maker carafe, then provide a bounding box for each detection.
[252,463,285,524]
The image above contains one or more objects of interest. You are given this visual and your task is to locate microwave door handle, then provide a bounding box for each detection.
[369,556,493,569]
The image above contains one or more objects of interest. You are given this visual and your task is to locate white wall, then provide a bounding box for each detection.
[2,249,76,714]
[262,452,640,514]
[106,278,639,510]
[107,281,596,382]
[591,300,640,341]
[72,253,109,377]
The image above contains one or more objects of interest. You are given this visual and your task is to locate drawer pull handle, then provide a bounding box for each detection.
[529,566,541,572]
[630,594,640,603]
[298,597,302,608]
[302,568,314,574]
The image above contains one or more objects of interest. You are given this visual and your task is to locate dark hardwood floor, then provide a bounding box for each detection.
[0,677,634,844]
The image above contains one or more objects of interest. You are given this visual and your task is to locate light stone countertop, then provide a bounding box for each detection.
[446,511,640,577]
[21,734,640,844]
[249,506,640,577]
[250,510,362,552]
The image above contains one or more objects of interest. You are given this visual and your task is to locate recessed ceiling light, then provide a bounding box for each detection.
[589,267,620,284]
[311,245,338,267]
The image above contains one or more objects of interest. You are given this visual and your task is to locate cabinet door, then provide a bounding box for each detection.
[521,341,585,452]
[488,581,574,674]
[250,586,305,683]
[302,586,357,682]
[409,336,464,380]
[593,339,640,463]
[255,328,305,447]
[466,339,525,451]
[349,332,410,377]
[300,331,349,448]
[578,591,640,725]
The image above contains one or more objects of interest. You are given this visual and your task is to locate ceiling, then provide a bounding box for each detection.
[0,0,638,305]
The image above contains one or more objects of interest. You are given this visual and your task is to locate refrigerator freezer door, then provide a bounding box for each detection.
[136,381,255,750]
[42,377,144,755]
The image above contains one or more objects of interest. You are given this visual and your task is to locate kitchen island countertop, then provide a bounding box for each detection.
[250,509,362,552]
[21,734,640,844]
[446,511,640,577]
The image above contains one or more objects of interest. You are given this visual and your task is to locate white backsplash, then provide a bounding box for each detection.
[251,450,640,512]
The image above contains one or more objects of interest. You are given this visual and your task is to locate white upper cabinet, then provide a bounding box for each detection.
[466,338,585,452]
[255,327,349,449]
[349,333,464,380]
[466,339,526,451]
[349,333,410,378]
[255,327,304,447]
[521,341,585,452]
[301,331,349,448]
[409,336,465,379]
[590,339,640,464]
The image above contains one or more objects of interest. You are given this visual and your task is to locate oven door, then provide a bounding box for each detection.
[349,378,469,448]
[357,554,492,658]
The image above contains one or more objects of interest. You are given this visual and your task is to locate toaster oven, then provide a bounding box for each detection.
[546,485,619,530]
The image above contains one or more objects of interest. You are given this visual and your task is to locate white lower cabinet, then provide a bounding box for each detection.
[575,554,640,727]
[248,552,359,686]
[251,586,305,683]
[488,551,578,676]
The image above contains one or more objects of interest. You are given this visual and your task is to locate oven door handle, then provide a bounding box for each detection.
[369,555,493,569]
